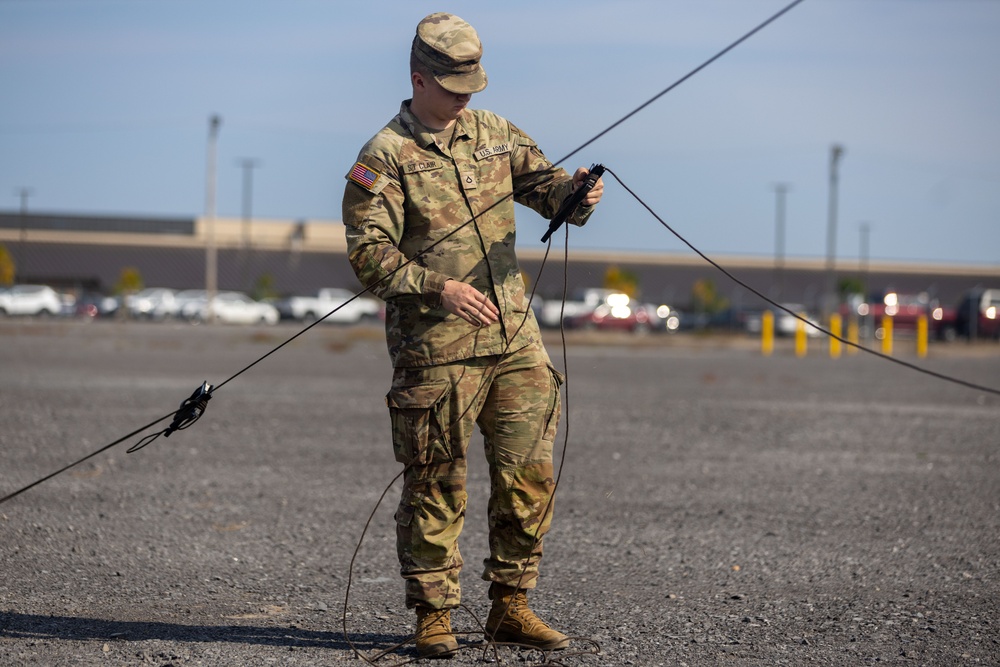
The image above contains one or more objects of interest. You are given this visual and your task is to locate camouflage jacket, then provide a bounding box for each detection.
[343,101,593,367]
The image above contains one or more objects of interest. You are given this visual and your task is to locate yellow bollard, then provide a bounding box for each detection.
[761,310,774,357]
[881,315,893,356]
[917,313,928,358]
[847,316,859,355]
[795,313,807,358]
[829,313,842,359]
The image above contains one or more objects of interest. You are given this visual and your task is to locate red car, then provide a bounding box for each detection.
[564,292,651,332]
[955,288,1000,340]
[841,292,956,341]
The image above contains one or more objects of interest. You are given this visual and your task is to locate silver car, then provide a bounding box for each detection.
[126,288,177,320]
[152,289,206,320]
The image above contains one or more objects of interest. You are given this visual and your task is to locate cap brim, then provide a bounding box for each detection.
[435,66,487,95]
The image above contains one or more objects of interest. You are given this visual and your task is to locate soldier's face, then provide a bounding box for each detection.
[412,71,471,129]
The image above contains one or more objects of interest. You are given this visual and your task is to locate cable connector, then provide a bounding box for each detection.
[128,381,213,453]
[541,163,605,243]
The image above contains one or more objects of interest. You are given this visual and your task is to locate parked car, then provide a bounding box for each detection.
[746,303,823,337]
[152,289,206,320]
[955,287,1000,340]
[274,287,382,324]
[181,291,279,325]
[126,287,177,320]
[73,292,120,319]
[0,284,64,317]
[538,288,624,329]
[842,291,956,341]
[638,302,682,332]
[707,306,765,334]
[564,292,651,332]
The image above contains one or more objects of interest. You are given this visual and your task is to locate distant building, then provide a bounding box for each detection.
[1,211,997,313]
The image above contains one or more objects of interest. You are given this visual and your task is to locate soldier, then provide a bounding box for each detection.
[342,12,603,659]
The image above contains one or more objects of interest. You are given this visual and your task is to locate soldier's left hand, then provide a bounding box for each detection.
[441,279,500,327]
[573,167,604,206]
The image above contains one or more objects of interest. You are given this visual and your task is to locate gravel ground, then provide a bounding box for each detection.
[1,319,998,666]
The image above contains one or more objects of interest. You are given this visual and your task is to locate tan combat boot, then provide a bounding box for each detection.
[415,606,459,659]
[485,584,570,650]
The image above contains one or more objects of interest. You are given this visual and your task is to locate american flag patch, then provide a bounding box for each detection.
[349,162,380,190]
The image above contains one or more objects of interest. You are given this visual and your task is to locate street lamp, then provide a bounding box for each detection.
[236,158,260,249]
[772,182,790,301]
[204,114,222,323]
[823,143,845,320]
[859,221,871,299]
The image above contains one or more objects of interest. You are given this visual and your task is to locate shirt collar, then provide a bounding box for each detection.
[399,100,471,150]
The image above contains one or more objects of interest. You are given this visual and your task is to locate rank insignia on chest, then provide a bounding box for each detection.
[349,162,381,191]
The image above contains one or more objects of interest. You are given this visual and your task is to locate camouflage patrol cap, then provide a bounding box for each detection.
[412,12,488,94]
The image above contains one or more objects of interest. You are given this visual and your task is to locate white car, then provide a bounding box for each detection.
[126,287,177,319]
[746,303,823,337]
[275,287,382,324]
[182,291,279,325]
[0,284,64,316]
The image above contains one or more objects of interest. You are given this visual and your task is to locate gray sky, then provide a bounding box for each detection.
[2,0,998,265]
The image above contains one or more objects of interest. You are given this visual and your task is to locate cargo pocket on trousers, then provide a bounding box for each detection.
[542,363,565,443]
[394,495,418,528]
[386,379,453,466]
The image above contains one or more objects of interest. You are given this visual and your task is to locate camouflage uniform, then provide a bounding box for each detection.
[342,29,593,612]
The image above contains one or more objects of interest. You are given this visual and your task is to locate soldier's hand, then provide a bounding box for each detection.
[441,280,500,327]
[573,167,604,206]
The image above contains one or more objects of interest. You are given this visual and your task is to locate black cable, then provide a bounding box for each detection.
[551,0,808,167]
[0,412,175,506]
[605,166,1000,398]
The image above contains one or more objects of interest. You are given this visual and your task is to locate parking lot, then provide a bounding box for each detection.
[1,319,998,665]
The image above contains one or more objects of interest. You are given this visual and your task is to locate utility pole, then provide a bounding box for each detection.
[14,187,33,281]
[772,183,789,301]
[236,158,259,249]
[204,115,222,323]
[859,221,871,340]
[859,221,871,300]
[15,187,33,241]
[823,144,845,320]
[15,187,32,214]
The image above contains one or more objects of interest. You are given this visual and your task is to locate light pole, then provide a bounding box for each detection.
[859,221,871,340]
[823,143,845,320]
[204,115,222,323]
[236,158,259,249]
[772,183,789,301]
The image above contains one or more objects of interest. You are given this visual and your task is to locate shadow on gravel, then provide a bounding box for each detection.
[0,612,405,652]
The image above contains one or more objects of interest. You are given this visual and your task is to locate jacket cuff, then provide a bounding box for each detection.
[423,272,451,308]
[570,202,595,227]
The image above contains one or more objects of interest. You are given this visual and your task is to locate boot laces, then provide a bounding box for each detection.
[418,609,452,637]
[505,592,549,631]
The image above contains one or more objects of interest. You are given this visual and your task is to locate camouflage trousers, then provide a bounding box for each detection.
[386,342,564,610]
